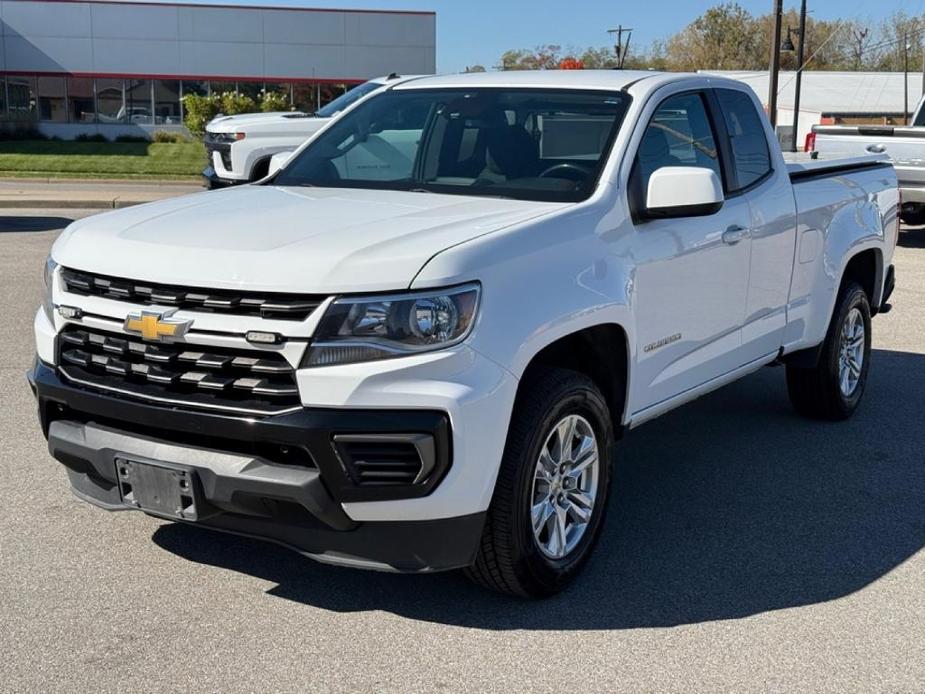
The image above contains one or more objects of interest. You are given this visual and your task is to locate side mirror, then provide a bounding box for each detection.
[267,150,294,178]
[643,166,724,219]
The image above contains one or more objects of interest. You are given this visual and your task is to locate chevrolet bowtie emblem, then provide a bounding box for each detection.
[124,309,192,343]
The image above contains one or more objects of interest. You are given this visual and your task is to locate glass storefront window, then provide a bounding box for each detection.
[210,81,235,97]
[263,82,291,109]
[181,80,208,97]
[96,79,124,123]
[7,76,36,121]
[37,76,67,122]
[67,77,94,123]
[292,83,318,114]
[153,80,180,124]
[238,81,262,103]
[124,79,152,124]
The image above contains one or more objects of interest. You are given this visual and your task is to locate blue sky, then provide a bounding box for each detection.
[135,0,923,72]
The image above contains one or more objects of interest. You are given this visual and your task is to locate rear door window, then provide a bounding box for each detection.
[715,89,772,190]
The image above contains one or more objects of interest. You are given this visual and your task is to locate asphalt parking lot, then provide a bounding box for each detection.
[1,210,923,692]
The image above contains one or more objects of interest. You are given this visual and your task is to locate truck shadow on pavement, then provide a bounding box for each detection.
[0,216,75,232]
[153,348,925,630]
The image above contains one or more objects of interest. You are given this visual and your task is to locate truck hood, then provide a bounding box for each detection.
[207,112,325,134]
[53,186,565,293]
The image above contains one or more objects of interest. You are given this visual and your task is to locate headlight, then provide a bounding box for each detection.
[209,132,245,143]
[41,256,58,323]
[303,283,480,367]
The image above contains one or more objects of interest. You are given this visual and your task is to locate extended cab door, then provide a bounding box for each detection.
[712,87,798,360]
[628,90,753,413]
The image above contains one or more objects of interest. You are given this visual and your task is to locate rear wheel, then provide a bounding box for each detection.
[465,369,614,598]
[900,203,925,227]
[786,282,872,420]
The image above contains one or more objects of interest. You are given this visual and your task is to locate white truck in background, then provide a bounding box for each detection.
[811,95,925,225]
[33,71,898,598]
[203,74,421,188]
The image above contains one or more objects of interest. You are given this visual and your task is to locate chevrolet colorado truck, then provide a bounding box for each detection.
[31,71,898,598]
[810,95,925,225]
[203,74,420,188]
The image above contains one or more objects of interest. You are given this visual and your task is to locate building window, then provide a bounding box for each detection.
[96,79,124,123]
[292,83,318,113]
[67,77,95,123]
[37,76,67,122]
[125,79,152,124]
[238,81,262,103]
[181,80,208,97]
[153,80,181,124]
[263,82,291,109]
[210,81,235,97]
[7,76,36,121]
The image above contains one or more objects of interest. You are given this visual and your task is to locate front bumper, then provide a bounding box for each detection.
[29,361,485,572]
[202,165,236,189]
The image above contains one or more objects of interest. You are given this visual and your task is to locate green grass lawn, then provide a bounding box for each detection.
[0,140,206,180]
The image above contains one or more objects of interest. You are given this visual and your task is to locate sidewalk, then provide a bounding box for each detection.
[0,178,203,209]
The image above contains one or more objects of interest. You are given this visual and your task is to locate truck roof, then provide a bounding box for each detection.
[395,70,664,92]
[395,70,755,96]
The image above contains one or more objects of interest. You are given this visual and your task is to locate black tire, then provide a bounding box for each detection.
[465,368,615,598]
[786,281,872,420]
[900,205,925,227]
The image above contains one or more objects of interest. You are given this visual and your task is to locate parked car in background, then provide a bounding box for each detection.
[810,95,925,225]
[33,71,898,597]
[203,74,422,188]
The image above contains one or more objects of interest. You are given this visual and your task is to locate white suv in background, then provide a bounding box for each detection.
[203,74,423,188]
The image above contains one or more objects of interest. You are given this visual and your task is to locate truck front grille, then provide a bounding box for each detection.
[204,134,233,169]
[57,326,301,415]
[60,267,323,321]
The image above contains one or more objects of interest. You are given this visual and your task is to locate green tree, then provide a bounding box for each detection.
[664,2,762,71]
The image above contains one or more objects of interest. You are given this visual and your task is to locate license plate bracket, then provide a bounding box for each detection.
[115,457,200,521]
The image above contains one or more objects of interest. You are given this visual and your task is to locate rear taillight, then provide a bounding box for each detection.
[804,131,816,152]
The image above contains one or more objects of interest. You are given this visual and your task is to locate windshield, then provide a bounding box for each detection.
[274,88,632,203]
[316,81,383,118]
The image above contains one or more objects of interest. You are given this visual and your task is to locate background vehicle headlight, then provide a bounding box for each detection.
[41,256,58,323]
[303,283,480,367]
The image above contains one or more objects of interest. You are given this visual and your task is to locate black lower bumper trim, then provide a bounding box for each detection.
[32,361,452,503]
[29,362,479,572]
[202,166,237,189]
[200,510,486,572]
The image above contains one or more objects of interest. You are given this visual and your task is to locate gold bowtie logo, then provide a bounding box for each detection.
[124,310,192,343]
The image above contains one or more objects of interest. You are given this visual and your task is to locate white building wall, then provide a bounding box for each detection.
[0,0,437,80]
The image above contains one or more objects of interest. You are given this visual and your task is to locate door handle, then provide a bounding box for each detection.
[722,225,749,245]
[866,143,886,154]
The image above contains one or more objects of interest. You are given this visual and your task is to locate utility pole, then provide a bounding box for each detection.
[768,0,783,130]
[904,32,910,124]
[607,25,634,68]
[789,0,807,152]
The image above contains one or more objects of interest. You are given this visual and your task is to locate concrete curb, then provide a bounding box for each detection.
[0,198,153,209]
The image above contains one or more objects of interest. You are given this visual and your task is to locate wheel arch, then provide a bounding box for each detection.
[515,323,630,437]
[841,247,883,313]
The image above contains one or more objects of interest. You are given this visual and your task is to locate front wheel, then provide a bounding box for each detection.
[465,369,614,598]
[786,282,872,420]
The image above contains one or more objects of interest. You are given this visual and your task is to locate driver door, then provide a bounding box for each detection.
[628,91,752,414]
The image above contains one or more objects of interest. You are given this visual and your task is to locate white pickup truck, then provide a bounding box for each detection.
[32,71,898,598]
[203,74,418,188]
[811,95,925,224]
